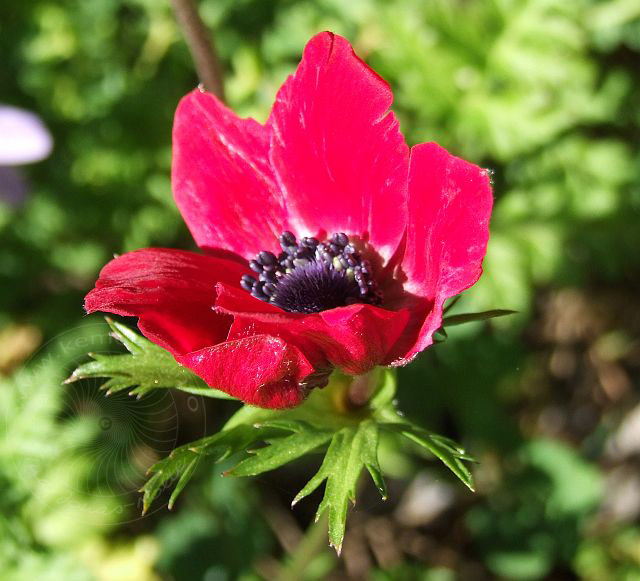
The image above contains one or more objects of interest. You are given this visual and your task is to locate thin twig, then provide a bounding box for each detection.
[170,0,225,101]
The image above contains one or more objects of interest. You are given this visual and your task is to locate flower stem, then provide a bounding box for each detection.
[277,512,334,581]
[346,368,381,411]
[170,0,225,101]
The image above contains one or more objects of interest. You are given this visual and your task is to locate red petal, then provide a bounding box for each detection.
[172,89,286,258]
[215,283,412,373]
[395,143,493,364]
[315,304,412,373]
[268,32,409,261]
[176,335,314,408]
[84,248,248,354]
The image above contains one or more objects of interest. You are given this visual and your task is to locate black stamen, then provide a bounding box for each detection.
[240,274,255,291]
[280,231,296,248]
[332,232,349,246]
[257,250,277,266]
[241,231,382,314]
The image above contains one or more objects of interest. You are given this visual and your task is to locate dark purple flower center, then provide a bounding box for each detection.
[240,231,382,314]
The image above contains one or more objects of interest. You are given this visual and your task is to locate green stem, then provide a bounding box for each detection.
[277,512,334,581]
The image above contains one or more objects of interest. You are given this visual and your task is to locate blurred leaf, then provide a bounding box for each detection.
[467,439,604,580]
[522,439,602,516]
[0,328,150,577]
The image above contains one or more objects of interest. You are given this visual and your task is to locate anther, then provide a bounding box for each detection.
[280,231,296,248]
[332,232,349,246]
[251,281,266,299]
[259,271,276,283]
[241,231,382,314]
[257,251,277,266]
[240,275,255,291]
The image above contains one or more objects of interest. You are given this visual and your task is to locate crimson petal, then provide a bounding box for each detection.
[176,335,314,408]
[395,143,493,364]
[172,90,286,258]
[84,248,247,355]
[215,283,412,374]
[268,32,409,262]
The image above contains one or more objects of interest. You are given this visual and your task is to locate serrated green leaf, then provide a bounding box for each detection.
[382,422,475,491]
[139,404,289,512]
[141,424,267,512]
[228,422,332,477]
[359,420,387,500]
[429,434,477,462]
[291,420,386,554]
[168,457,198,510]
[442,309,516,327]
[67,318,234,400]
[123,359,468,548]
[141,447,198,514]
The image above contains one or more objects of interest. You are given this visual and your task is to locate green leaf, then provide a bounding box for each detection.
[291,420,386,554]
[140,403,282,512]
[66,318,235,400]
[442,309,517,327]
[443,294,462,314]
[382,422,475,491]
[228,421,333,477]
[141,447,198,514]
[131,364,470,551]
[358,420,387,501]
[141,423,269,512]
[168,457,198,510]
[433,326,449,343]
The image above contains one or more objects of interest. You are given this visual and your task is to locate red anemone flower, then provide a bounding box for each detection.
[85,32,493,409]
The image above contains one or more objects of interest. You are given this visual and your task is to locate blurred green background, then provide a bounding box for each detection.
[1,0,640,579]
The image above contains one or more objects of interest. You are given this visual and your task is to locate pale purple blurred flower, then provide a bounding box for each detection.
[0,167,28,206]
[0,105,53,206]
[0,106,52,165]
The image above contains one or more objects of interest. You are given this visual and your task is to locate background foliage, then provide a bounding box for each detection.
[1,0,639,578]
